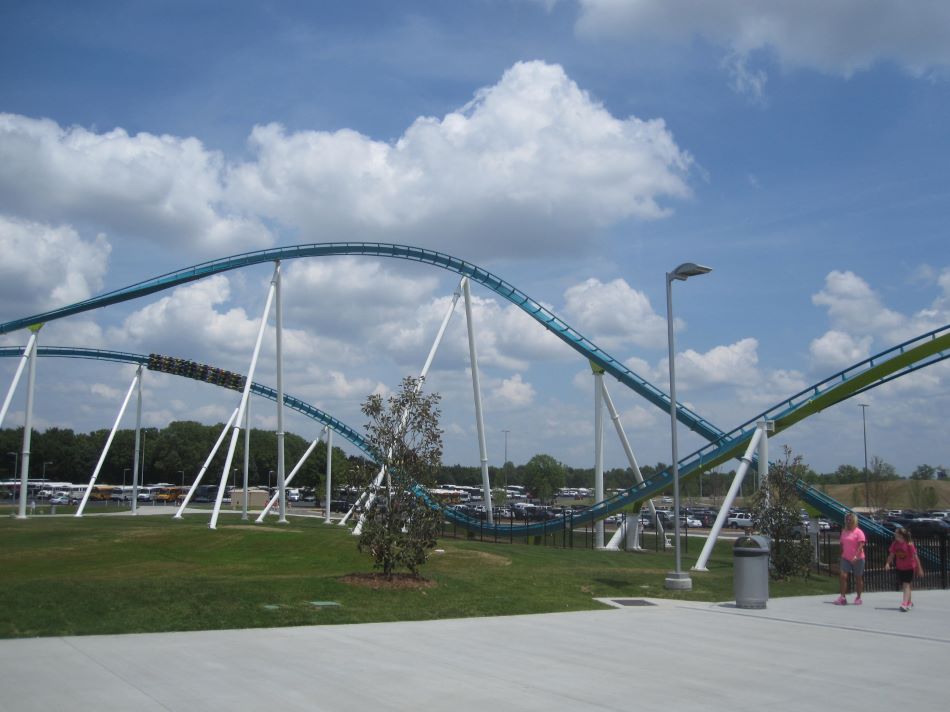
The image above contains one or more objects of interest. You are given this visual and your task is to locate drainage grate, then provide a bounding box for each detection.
[611,599,657,607]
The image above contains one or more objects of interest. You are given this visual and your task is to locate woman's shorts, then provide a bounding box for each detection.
[896,568,915,584]
[840,558,865,576]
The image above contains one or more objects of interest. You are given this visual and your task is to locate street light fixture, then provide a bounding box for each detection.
[664,262,712,592]
[859,403,870,509]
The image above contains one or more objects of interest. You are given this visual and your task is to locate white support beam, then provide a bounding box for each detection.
[592,365,605,548]
[16,326,42,519]
[350,280,463,533]
[275,261,287,524]
[692,427,765,571]
[463,278,493,525]
[324,427,332,524]
[131,365,143,515]
[209,263,279,530]
[242,400,250,520]
[0,330,37,430]
[175,408,240,518]
[76,369,140,517]
[256,434,320,522]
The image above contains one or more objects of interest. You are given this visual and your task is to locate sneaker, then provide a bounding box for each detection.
[833,596,847,605]
[900,601,909,612]
[906,602,914,610]
[854,597,863,606]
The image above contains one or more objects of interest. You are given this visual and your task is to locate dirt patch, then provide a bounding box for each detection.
[227,525,303,533]
[436,549,511,567]
[339,573,437,590]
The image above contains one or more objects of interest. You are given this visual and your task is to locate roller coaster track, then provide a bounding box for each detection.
[0,346,373,459]
[1,243,948,538]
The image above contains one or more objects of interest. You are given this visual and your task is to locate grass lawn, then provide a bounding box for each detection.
[0,511,838,638]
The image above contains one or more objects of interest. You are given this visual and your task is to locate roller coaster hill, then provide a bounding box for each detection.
[1,242,949,547]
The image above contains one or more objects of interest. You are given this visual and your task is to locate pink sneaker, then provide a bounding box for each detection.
[833,595,847,605]
[854,597,863,606]
[900,601,909,612]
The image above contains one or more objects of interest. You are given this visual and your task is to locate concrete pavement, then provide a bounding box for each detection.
[1,590,946,711]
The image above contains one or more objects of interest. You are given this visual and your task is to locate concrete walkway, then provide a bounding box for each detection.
[1,590,946,711]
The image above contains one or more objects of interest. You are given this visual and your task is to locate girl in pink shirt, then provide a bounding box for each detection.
[885,527,924,612]
[834,512,866,605]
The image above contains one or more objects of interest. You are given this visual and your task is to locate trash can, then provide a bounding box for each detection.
[734,534,770,609]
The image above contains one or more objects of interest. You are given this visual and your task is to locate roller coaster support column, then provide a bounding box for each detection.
[15,325,42,519]
[175,408,239,518]
[602,383,668,550]
[324,427,332,524]
[0,329,38,430]
[76,368,140,517]
[242,401,250,521]
[463,278,493,525]
[592,363,605,548]
[210,263,278,530]
[692,426,766,571]
[131,365,143,515]
[274,261,288,524]
[256,432,320,522]
[348,279,463,531]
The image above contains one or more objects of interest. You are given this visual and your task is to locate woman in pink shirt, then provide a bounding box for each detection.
[835,512,866,605]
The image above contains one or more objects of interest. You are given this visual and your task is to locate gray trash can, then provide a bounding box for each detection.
[734,534,770,609]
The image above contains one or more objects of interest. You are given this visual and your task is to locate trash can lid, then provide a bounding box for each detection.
[734,534,771,551]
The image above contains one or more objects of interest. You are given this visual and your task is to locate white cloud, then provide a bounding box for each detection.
[0,114,271,253]
[0,215,111,318]
[227,60,692,256]
[562,277,668,350]
[675,337,759,387]
[811,270,903,335]
[576,1,950,91]
[809,330,873,370]
[490,374,536,408]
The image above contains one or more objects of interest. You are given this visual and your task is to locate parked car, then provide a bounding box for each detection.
[50,494,70,505]
[727,513,754,529]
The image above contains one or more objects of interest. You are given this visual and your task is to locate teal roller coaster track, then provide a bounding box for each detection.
[2,243,948,538]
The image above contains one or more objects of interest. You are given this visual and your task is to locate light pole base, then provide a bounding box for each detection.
[664,571,693,591]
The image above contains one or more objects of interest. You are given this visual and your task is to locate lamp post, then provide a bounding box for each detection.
[502,429,510,492]
[178,470,184,487]
[268,470,274,492]
[664,262,712,592]
[859,403,870,509]
[42,461,53,478]
[123,468,130,487]
[7,451,17,478]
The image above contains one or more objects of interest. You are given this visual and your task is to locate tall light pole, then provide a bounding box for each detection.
[178,470,184,487]
[123,468,130,487]
[268,470,274,491]
[859,403,870,510]
[502,429,511,491]
[664,262,712,592]
[42,461,53,478]
[7,451,17,478]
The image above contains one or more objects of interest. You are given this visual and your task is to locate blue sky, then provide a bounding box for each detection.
[1,0,948,477]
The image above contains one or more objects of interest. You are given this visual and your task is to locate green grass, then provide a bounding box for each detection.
[0,512,837,639]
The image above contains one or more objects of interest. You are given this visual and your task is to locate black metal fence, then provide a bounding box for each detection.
[438,514,950,591]
[816,531,949,592]
[438,511,687,553]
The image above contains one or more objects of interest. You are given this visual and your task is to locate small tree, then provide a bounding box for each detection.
[356,376,443,579]
[750,447,813,579]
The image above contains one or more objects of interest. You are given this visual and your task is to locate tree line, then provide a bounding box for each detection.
[2,424,943,502]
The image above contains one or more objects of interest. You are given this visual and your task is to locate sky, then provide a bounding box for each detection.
[1,0,948,480]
